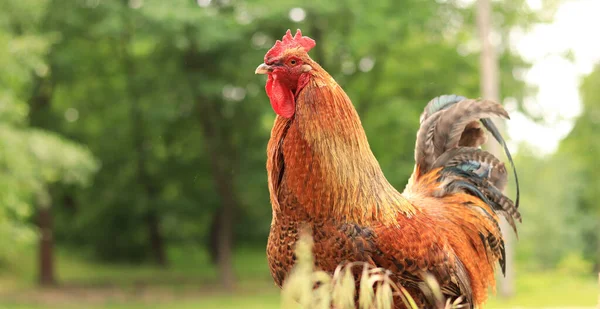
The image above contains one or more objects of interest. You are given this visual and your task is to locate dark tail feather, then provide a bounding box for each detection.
[481,118,520,211]
[414,96,510,177]
[437,165,520,235]
[420,94,467,123]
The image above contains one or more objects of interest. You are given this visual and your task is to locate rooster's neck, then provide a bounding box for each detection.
[269,72,415,224]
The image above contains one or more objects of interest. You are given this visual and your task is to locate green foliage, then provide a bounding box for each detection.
[0,0,578,285]
[556,253,594,277]
[511,63,600,272]
[512,146,585,269]
[554,63,600,268]
[6,0,535,264]
[5,0,600,307]
[0,0,98,264]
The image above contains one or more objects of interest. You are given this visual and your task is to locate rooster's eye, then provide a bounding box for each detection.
[289,59,297,65]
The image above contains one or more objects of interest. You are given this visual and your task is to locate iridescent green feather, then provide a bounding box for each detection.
[421,94,467,123]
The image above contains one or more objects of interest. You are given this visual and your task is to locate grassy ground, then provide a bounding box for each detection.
[0,246,597,309]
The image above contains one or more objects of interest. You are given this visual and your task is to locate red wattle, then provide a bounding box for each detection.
[266,74,295,118]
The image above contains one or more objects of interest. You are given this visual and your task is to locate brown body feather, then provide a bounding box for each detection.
[265,57,519,308]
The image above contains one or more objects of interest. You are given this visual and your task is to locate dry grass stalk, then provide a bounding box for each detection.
[281,231,462,309]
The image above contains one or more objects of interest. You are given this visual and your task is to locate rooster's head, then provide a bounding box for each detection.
[255,29,316,118]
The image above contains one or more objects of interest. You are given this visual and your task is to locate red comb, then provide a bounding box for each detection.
[264,29,316,63]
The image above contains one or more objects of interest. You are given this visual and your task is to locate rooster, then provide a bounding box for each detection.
[255,29,521,308]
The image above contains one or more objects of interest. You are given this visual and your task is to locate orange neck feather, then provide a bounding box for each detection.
[268,63,414,224]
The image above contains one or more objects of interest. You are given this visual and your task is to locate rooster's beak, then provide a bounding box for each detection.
[255,63,273,75]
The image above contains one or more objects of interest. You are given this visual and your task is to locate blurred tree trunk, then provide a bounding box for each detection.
[146,209,167,266]
[37,194,55,286]
[208,208,223,264]
[122,5,167,267]
[477,0,515,298]
[29,75,57,287]
[197,100,236,291]
[183,31,238,290]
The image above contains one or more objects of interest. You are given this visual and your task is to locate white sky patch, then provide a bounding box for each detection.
[507,0,600,155]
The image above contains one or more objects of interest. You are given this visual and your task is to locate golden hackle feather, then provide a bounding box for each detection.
[266,117,289,215]
[269,59,415,225]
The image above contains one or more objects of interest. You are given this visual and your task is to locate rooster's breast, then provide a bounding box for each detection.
[266,188,379,288]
